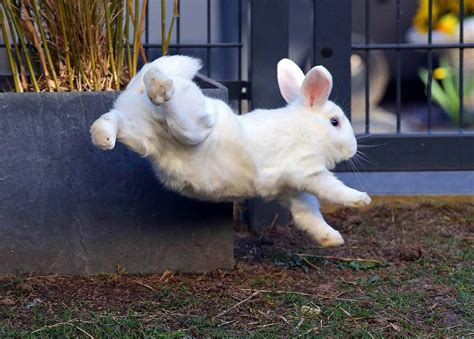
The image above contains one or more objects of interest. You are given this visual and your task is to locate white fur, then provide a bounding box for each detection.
[90,55,371,247]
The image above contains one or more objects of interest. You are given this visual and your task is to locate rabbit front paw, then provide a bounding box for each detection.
[345,191,371,208]
[144,67,174,106]
[90,119,117,151]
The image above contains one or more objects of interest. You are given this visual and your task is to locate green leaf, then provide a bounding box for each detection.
[439,59,460,116]
[419,68,457,120]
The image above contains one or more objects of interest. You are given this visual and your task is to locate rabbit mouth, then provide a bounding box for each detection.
[335,147,357,163]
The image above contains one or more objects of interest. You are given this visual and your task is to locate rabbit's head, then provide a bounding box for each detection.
[277,59,357,167]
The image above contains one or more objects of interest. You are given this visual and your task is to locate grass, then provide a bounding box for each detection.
[0,202,473,336]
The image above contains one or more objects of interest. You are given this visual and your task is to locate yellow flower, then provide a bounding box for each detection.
[413,0,440,33]
[438,0,474,14]
[433,67,449,80]
[436,13,459,34]
[413,0,474,33]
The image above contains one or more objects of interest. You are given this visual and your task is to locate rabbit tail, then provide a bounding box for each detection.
[151,55,202,79]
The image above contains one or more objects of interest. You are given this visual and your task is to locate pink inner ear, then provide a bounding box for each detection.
[302,67,332,107]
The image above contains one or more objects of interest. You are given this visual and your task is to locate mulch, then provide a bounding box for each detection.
[1,202,473,336]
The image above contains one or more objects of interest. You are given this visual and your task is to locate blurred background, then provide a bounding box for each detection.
[1,0,473,134]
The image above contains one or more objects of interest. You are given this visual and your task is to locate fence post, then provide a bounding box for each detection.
[313,0,352,119]
[247,0,290,230]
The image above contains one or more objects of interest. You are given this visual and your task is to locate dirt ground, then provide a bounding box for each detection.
[1,202,473,336]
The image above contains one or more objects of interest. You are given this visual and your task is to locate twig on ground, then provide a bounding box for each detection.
[135,280,158,292]
[214,290,261,318]
[298,254,385,265]
[217,319,239,327]
[32,320,93,338]
[295,317,305,331]
[388,306,413,324]
[339,306,374,338]
[301,324,321,336]
[32,321,73,333]
[256,309,272,319]
[257,322,278,329]
[297,254,321,271]
[333,272,358,285]
[269,214,279,230]
[159,270,175,282]
[70,324,94,338]
[241,288,346,300]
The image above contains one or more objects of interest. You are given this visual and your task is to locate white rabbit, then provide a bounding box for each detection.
[90,55,371,247]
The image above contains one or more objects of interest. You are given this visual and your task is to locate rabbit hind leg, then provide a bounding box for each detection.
[143,66,175,106]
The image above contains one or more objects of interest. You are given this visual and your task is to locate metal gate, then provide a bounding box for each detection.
[250,0,474,172]
[2,0,472,169]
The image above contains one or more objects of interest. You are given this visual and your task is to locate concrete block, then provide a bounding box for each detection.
[0,78,233,275]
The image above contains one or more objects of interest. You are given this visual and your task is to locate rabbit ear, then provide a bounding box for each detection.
[277,58,305,103]
[301,65,333,108]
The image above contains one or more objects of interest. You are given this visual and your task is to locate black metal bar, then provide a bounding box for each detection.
[145,0,149,59]
[365,0,370,133]
[249,0,288,109]
[238,0,242,114]
[313,0,352,120]
[364,0,370,133]
[207,0,211,77]
[335,133,474,172]
[248,0,290,229]
[396,0,401,133]
[427,0,433,132]
[459,0,465,130]
[142,43,242,48]
[352,42,474,50]
[0,43,243,50]
[176,0,181,54]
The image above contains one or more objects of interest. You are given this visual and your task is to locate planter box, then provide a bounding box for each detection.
[0,75,233,276]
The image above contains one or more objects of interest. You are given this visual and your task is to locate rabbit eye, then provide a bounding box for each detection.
[330,117,339,127]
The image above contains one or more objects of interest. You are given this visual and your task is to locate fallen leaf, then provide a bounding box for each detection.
[389,322,401,332]
[300,305,321,317]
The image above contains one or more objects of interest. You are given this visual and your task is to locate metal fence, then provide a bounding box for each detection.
[1,0,473,171]
[140,0,248,114]
[350,0,474,171]
[248,0,474,172]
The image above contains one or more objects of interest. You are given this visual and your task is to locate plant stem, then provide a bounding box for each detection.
[163,0,179,55]
[125,0,132,76]
[56,0,74,91]
[20,1,51,91]
[84,0,99,91]
[161,0,166,55]
[164,16,176,55]
[104,0,119,90]
[115,0,124,86]
[64,1,87,90]
[132,0,140,74]
[0,6,22,92]
[32,0,61,91]
[1,2,26,91]
[138,0,147,63]
[4,0,40,91]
